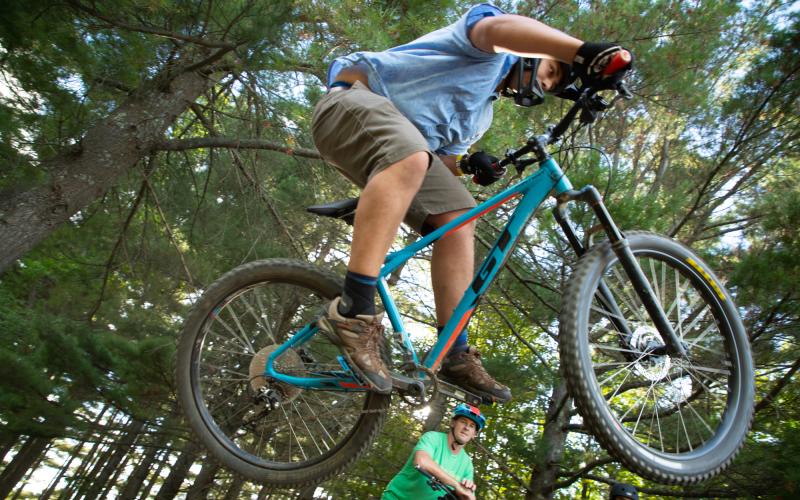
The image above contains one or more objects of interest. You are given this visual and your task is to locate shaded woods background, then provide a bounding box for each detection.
[1,0,798,498]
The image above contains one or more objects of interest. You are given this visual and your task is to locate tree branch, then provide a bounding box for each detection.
[87,169,149,322]
[143,177,197,288]
[553,456,616,490]
[68,0,236,49]
[155,137,322,159]
[754,356,800,413]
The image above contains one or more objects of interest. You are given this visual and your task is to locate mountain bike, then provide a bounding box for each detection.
[176,60,754,487]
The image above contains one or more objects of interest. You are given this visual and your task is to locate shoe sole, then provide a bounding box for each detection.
[439,373,511,405]
[317,317,393,395]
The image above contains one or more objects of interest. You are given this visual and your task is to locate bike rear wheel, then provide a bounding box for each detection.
[560,232,754,484]
[176,259,390,487]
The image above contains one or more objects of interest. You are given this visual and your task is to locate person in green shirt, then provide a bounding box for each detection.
[382,404,486,500]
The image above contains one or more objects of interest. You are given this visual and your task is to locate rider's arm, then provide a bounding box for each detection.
[413,450,475,499]
[469,14,581,62]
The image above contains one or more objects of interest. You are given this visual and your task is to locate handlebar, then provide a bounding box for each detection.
[415,465,459,500]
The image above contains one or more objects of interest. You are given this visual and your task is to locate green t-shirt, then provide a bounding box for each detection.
[382,431,474,500]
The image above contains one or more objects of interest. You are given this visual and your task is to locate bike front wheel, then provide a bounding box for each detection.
[176,259,390,487]
[559,232,754,484]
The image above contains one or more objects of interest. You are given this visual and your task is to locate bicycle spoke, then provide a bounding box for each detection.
[666,368,694,452]
[298,394,336,448]
[279,403,307,461]
[291,400,325,455]
[632,381,658,437]
[212,314,256,354]
[682,362,730,376]
[591,343,641,355]
[651,380,665,452]
[684,322,720,350]
[610,267,647,323]
[239,292,277,344]
[648,258,662,305]
[604,362,635,401]
[205,322,252,354]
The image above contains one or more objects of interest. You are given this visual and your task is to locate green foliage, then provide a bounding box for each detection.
[1,0,799,497]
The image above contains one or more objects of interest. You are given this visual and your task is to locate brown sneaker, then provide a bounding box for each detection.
[317,297,392,394]
[440,346,511,404]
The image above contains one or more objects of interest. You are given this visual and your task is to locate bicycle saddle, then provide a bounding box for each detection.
[306,197,358,225]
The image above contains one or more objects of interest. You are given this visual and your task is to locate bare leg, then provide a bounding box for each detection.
[348,151,429,276]
[426,210,475,326]
[429,211,511,403]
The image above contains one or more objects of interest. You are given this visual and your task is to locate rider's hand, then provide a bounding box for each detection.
[455,484,477,500]
[572,42,633,89]
[460,479,476,492]
[460,151,505,187]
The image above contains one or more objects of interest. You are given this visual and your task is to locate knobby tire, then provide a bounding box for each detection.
[559,232,754,484]
[176,259,390,487]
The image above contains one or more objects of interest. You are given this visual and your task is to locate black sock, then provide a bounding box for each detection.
[338,271,378,317]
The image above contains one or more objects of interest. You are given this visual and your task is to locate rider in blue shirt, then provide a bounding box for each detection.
[313,3,632,402]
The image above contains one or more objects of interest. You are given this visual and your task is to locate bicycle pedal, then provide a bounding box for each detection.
[437,379,483,406]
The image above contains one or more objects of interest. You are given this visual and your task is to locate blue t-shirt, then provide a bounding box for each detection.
[327,4,518,155]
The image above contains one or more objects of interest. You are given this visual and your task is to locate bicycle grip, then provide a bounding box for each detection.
[603,50,632,76]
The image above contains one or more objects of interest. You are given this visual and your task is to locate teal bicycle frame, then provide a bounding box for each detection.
[263,157,574,391]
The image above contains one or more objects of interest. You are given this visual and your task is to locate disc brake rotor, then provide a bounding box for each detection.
[630,325,671,382]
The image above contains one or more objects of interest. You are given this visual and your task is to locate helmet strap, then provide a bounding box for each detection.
[502,58,544,107]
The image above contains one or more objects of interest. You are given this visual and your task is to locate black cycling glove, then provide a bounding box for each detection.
[460,151,506,187]
[572,42,633,89]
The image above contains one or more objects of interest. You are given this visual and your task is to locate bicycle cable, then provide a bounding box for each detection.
[551,119,616,201]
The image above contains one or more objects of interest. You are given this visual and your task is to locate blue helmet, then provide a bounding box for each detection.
[452,404,486,431]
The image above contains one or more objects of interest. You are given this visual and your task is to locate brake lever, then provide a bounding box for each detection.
[610,82,633,105]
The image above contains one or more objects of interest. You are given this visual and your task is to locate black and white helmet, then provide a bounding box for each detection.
[501,57,573,107]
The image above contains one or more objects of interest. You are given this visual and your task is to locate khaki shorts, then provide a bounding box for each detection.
[311,81,476,233]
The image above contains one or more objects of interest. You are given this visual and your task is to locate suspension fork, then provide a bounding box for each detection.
[554,202,634,343]
[555,186,687,358]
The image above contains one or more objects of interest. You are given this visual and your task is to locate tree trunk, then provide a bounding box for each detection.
[297,482,319,499]
[118,438,162,499]
[0,432,18,464]
[57,405,112,500]
[0,64,215,274]
[100,448,135,499]
[154,439,202,500]
[138,448,170,500]
[185,459,221,499]
[73,427,119,499]
[10,442,51,500]
[647,137,670,198]
[0,436,51,498]
[39,437,82,500]
[526,382,571,500]
[222,475,246,500]
[84,418,145,499]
